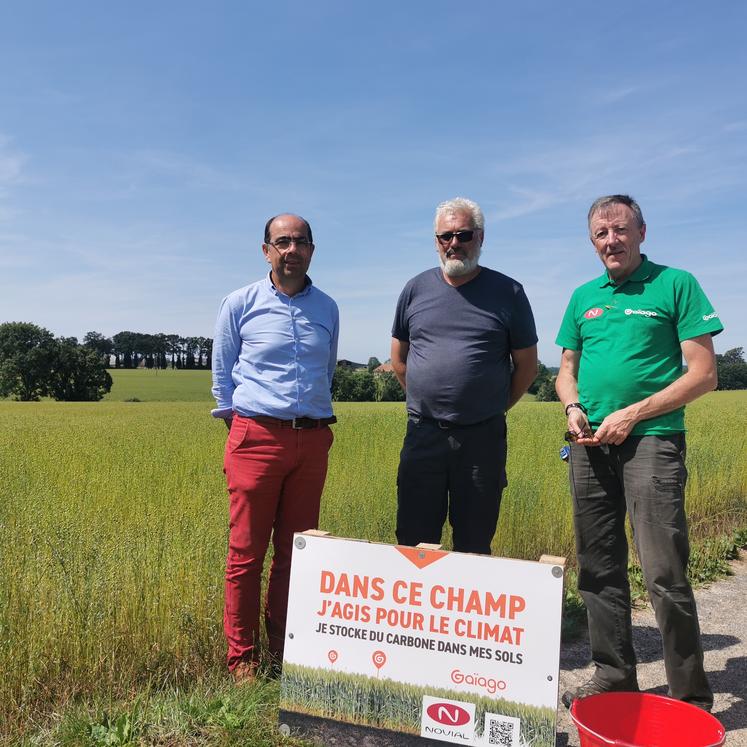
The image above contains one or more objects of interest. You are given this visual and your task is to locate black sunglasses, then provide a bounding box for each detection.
[436,230,475,245]
[564,429,595,443]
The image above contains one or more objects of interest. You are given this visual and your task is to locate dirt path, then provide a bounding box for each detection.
[555,551,747,746]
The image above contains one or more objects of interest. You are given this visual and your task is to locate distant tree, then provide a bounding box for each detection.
[367,356,382,373]
[332,365,356,401]
[48,339,113,401]
[112,331,137,368]
[0,322,56,401]
[536,376,560,402]
[719,347,744,365]
[184,336,199,369]
[164,334,182,368]
[351,370,376,401]
[83,331,114,366]
[138,333,157,369]
[151,333,168,369]
[197,336,213,369]
[716,347,747,390]
[376,371,405,402]
[528,362,551,395]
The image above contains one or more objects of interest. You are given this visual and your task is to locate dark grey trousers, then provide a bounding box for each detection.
[396,415,507,554]
[569,434,712,708]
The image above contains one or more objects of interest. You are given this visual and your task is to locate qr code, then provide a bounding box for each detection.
[487,715,517,746]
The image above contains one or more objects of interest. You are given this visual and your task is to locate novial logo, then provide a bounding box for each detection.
[703,312,719,321]
[426,703,471,726]
[625,308,658,317]
[584,307,604,319]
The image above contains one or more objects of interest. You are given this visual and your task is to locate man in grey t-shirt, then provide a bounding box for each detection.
[391,197,538,554]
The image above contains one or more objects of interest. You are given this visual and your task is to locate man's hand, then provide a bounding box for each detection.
[592,406,638,445]
[566,407,599,445]
[557,348,600,444]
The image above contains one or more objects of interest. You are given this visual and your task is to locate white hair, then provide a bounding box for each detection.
[434,197,485,232]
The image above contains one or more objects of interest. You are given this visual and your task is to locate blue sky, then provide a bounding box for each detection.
[1,1,745,365]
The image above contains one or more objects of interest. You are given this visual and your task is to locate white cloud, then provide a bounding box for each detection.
[596,85,641,104]
[121,149,245,191]
[0,137,24,183]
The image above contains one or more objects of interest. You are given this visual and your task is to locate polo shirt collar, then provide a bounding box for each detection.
[598,254,653,288]
[265,271,314,297]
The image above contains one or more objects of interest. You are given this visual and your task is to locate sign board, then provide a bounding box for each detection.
[280,533,564,746]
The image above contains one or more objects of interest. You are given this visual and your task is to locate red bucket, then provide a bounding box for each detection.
[570,692,725,747]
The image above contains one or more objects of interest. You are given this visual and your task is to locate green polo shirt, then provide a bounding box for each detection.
[555,255,723,435]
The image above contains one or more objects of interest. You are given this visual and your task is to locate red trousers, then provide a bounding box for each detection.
[223,416,333,670]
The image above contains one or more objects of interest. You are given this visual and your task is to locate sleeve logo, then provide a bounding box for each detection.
[702,312,719,321]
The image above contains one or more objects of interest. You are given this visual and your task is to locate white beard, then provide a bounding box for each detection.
[440,250,481,278]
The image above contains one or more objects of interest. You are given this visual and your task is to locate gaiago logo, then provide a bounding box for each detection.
[625,308,658,317]
[451,668,507,695]
[703,312,719,321]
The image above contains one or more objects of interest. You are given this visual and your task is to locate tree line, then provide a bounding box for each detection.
[83,331,212,369]
[2,321,745,403]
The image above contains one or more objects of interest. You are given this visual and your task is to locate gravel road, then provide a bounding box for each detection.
[555,551,747,745]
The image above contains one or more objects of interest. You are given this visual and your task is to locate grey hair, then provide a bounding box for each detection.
[434,197,485,232]
[588,195,645,233]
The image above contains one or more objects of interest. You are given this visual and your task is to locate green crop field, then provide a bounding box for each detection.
[0,376,745,745]
[103,368,214,402]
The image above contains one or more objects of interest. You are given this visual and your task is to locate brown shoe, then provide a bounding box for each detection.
[232,661,257,685]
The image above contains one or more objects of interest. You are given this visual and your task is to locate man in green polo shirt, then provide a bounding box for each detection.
[555,194,723,712]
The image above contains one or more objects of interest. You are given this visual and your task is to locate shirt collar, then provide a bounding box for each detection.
[265,271,314,298]
[598,254,652,288]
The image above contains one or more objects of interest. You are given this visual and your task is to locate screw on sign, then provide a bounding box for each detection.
[327,650,338,666]
[372,650,387,677]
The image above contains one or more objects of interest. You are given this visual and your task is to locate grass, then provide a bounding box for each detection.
[0,381,745,745]
[103,369,213,402]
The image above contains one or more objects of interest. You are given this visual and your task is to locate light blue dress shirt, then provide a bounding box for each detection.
[211,273,339,420]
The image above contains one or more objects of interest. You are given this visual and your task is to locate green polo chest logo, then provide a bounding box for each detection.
[583,307,604,320]
[624,308,658,317]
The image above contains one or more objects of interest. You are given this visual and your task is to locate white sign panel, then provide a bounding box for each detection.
[281,534,563,746]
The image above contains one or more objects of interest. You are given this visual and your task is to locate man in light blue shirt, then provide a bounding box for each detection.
[211,213,338,682]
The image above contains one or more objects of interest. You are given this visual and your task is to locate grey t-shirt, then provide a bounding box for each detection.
[392,267,537,424]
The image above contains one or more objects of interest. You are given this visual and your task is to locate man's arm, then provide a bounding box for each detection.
[328,305,340,389]
[507,345,538,410]
[555,347,593,438]
[593,333,717,445]
[211,296,241,429]
[390,337,409,391]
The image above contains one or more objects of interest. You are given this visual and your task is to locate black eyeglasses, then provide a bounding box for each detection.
[267,236,313,252]
[436,230,476,245]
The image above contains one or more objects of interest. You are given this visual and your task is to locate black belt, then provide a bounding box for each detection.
[249,415,337,429]
[408,414,501,430]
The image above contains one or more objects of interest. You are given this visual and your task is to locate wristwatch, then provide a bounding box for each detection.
[565,402,587,416]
